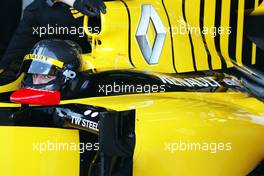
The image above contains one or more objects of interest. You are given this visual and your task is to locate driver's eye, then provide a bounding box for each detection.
[32,75,52,79]
[44,75,51,79]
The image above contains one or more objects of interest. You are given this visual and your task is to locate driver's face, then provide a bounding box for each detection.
[32,74,56,84]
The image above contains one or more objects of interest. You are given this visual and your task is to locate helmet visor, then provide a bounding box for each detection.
[21,60,61,76]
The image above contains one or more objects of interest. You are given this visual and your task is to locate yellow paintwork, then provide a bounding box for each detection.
[236,0,245,66]
[250,1,264,15]
[82,0,264,73]
[64,92,264,176]
[0,0,264,176]
[81,2,133,72]
[1,92,263,175]
[0,74,24,93]
[146,20,156,50]
[127,0,176,73]
[0,127,80,176]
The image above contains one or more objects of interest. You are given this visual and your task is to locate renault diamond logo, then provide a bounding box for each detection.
[136,4,167,65]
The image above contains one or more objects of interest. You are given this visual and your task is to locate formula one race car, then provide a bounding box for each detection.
[0,0,264,176]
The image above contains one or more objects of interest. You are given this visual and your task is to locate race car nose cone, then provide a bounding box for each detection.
[10,88,61,106]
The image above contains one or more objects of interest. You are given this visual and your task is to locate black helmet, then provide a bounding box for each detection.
[21,39,82,91]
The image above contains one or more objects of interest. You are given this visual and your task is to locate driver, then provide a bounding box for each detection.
[18,39,83,101]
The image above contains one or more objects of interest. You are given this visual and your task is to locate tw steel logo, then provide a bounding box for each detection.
[136,4,167,65]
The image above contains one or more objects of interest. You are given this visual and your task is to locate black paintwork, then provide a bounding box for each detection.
[2,69,263,102]
[247,160,264,176]
[62,69,245,100]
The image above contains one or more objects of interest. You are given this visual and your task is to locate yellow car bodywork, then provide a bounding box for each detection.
[0,92,264,176]
[0,0,264,176]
